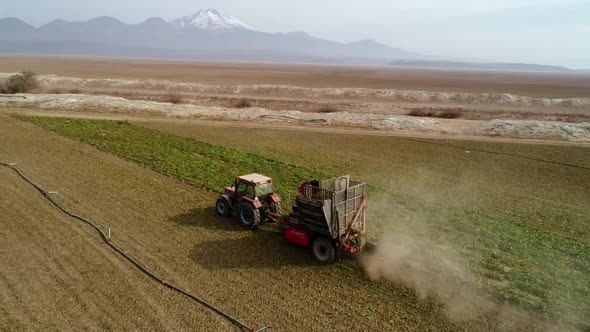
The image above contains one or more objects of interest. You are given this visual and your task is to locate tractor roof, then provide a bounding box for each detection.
[238,173,272,184]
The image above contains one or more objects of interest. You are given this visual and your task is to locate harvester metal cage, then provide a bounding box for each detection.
[297,175,367,240]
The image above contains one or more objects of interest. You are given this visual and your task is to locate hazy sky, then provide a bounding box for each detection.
[2,0,589,68]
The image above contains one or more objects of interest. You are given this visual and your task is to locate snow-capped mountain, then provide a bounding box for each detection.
[170,9,254,30]
[0,11,428,64]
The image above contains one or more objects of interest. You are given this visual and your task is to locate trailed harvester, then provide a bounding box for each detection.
[282,176,367,263]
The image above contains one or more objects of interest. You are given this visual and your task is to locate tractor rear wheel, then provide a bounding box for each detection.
[216,197,231,217]
[269,202,282,216]
[312,237,336,263]
[239,203,261,230]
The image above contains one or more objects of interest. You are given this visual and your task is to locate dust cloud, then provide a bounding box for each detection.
[360,194,575,331]
[359,176,490,320]
[361,216,493,321]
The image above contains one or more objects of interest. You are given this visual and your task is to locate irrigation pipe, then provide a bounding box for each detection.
[405,138,590,170]
[0,162,268,332]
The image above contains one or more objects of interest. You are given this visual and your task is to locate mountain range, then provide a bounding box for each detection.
[0,9,423,64]
[0,9,580,71]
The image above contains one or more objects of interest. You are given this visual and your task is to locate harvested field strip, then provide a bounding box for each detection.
[0,162,254,331]
[18,115,590,328]
[0,165,233,331]
[18,116,325,206]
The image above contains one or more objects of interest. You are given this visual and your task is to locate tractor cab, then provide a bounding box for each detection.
[238,174,272,198]
[225,174,274,199]
[217,174,282,229]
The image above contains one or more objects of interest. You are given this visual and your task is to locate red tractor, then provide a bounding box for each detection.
[216,174,282,230]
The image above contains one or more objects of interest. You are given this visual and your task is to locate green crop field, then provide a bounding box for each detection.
[17,115,590,329]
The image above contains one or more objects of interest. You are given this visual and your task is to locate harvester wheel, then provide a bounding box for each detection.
[239,203,260,230]
[216,197,231,217]
[312,237,336,263]
[358,235,367,250]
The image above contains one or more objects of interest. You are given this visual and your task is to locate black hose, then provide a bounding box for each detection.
[0,162,261,331]
[256,114,590,170]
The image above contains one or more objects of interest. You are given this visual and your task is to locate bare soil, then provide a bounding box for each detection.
[2,56,590,123]
[0,117,235,331]
[6,108,590,147]
[3,95,589,142]
[77,89,590,123]
[2,56,590,98]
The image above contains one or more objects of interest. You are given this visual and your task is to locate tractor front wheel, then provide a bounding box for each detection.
[216,197,231,217]
[239,203,261,230]
[312,237,336,263]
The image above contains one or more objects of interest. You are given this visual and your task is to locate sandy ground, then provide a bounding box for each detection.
[5,108,590,148]
[2,65,590,123]
[2,56,590,98]
[2,56,590,123]
[2,94,589,142]
[1,56,589,142]
[88,91,590,122]
[18,72,590,121]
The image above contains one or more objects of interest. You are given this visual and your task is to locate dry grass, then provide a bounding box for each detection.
[167,91,183,104]
[408,108,463,119]
[234,98,252,108]
[46,88,63,94]
[1,71,39,94]
[46,88,83,95]
[408,109,436,117]
[438,109,463,119]
[317,106,340,113]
